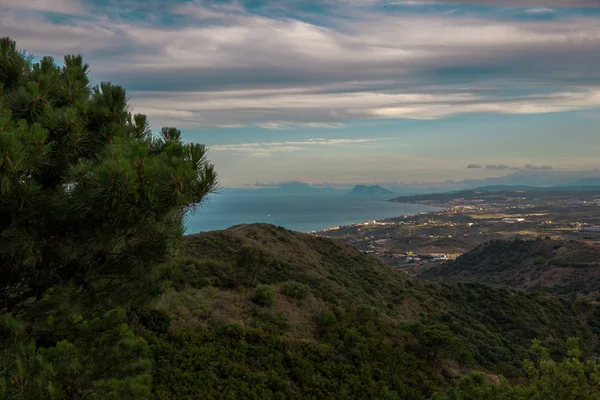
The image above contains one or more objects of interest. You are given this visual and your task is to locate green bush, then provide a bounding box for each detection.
[317,310,338,330]
[280,280,311,301]
[251,285,275,307]
[136,308,172,334]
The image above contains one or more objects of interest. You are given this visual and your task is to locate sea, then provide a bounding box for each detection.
[184,189,439,234]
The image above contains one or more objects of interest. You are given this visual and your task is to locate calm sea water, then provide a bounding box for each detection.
[185,190,438,233]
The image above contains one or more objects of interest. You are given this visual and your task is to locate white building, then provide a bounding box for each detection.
[501,217,525,223]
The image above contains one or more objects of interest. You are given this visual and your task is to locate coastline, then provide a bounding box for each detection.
[186,192,439,234]
[310,203,444,235]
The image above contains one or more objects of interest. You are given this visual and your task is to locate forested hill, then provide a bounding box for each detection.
[144,224,600,398]
[420,238,600,298]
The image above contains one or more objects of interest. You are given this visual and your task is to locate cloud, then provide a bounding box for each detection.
[412,0,599,6]
[524,164,553,170]
[525,8,555,14]
[2,1,600,128]
[486,164,510,170]
[256,122,345,130]
[466,164,482,168]
[210,137,389,157]
[128,85,600,128]
[0,0,85,14]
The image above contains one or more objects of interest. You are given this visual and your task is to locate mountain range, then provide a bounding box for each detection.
[348,184,394,196]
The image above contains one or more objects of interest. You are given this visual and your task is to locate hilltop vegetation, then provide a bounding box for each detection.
[421,238,600,298]
[142,224,600,398]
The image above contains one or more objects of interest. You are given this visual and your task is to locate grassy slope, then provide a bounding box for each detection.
[145,224,600,399]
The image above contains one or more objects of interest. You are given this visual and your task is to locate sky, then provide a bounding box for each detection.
[1,0,599,187]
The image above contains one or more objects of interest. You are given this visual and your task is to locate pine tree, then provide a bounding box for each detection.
[0,37,217,398]
[0,36,216,310]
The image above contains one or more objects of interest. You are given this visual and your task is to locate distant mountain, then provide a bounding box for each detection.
[474,185,541,191]
[565,178,600,187]
[349,184,393,195]
[391,185,600,203]
[474,184,600,192]
[254,181,344,194]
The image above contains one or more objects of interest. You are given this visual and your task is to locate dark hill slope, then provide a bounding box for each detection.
[146,224,600,399]
[182,223,420,314]
[420,238,600,297]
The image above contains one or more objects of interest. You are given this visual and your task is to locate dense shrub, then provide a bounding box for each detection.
[431,338,600,400]
[136,308,172,335]
[280,280,311,301]
[251,285,276,307]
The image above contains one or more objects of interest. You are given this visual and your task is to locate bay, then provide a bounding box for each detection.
[185,189,439,234]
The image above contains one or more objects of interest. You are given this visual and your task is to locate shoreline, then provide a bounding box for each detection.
[310,204,444,235]
[186,192,440,234]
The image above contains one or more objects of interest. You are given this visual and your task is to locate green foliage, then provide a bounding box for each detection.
[280,280,311,301]
[135,307,172,335]
[150,311,441,399]
[0,310,152,399]
[515,337,600,399]
[235,244,270,286]
[0,36,216,312]
[429,373,509,400]
[423,238,600,298]
[154,225,600,398]
[432,339,600,400]
[317,310,338,329]
[251,285,276,307]
[166,256,238,289]
[419,324,459,368]
[0,38,216,399]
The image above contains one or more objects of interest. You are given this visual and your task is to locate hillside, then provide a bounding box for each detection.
[420,238,600,297]
[143,224,600,399]
[349,184,394,195]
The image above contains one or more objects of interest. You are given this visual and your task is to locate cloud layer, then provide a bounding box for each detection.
[525,164,553,170]
[210,137,390,157]
[2,0,600,128]
[486,164,510,170]
[419,0,599,6]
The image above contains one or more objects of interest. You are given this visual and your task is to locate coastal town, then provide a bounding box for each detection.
[315,188,600,275]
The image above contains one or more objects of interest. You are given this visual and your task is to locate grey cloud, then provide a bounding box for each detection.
[525,164,553,170]
[208,137,386,156]
[420,0,599,7]
[486,164,510,170]
[3,2,600,127]
[467,164,482,168]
